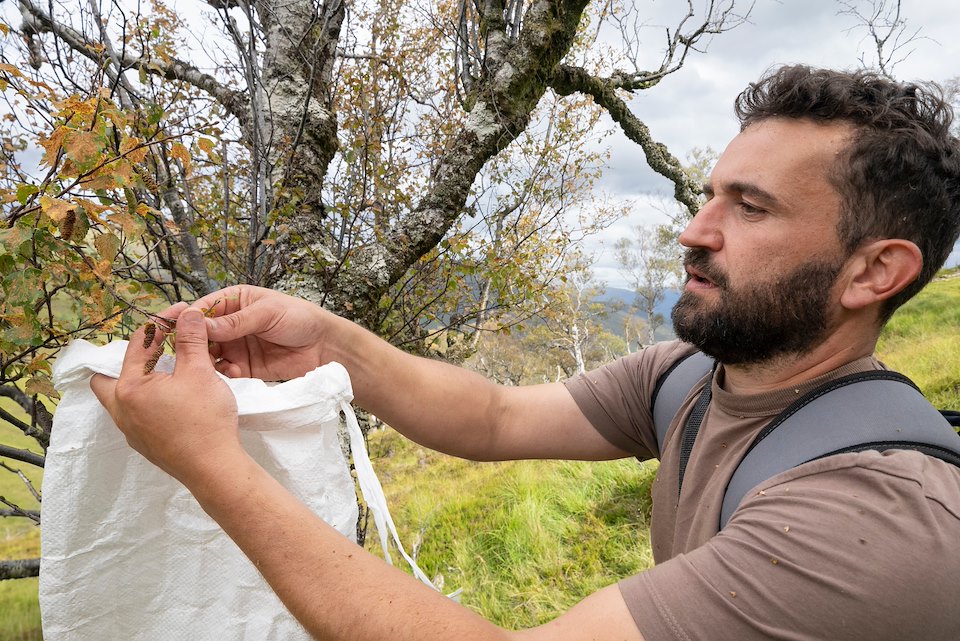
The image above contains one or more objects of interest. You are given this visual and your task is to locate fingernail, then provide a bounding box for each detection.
[178,308,204,323]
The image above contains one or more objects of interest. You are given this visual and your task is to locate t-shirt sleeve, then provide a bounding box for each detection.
[618,450,960,641]
[563,340,697,459]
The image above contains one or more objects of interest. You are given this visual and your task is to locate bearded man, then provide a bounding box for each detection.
[93,65,960,641]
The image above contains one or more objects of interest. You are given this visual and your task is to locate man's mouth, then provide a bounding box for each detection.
[682,248,726,290]
[684,265,719,289]
[686,266,713,286]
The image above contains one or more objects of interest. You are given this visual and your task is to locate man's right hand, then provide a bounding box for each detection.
[193,285,329,381]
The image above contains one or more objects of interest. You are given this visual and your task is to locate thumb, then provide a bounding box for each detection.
[89,373,117,413]
[173,308,214,374]
[204,302,273,342]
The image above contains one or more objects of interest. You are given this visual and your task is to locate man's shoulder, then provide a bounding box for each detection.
[562,341,700,458]
[620,339,701,379]
[738,448,960,517]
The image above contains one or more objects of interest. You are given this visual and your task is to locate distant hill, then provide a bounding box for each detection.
[596,286,681,342]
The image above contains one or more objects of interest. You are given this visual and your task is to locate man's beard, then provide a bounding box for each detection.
[672,248,845,366]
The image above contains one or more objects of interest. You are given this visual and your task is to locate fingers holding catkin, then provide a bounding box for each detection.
[141,322,168,375]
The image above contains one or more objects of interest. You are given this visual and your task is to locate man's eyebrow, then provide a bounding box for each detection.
[705,180,782,208]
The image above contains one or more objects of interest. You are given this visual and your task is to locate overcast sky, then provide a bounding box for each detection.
[591,0,960,288]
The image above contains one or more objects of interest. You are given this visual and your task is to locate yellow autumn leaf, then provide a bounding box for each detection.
[26,353,51,374]
[170,142,191,175]
[45,262,68,278]
[108,211,140,236]
[75,197,110,221]
[25,376,58,398]
[58,94,96,116]
[98,314,122,335]
[135,202,161,219]
[40,195,76,223]
[112,161,135,187]
[120,135,149,164]
[83,173,118,190]
[39,127,67,166]
[64,130,103,167]
[93,258,113,280]
[198,137,215,154]
[0,62,22,77]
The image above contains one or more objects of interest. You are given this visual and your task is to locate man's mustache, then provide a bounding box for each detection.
[683,248,729,289]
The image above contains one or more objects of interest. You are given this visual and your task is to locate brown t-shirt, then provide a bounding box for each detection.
[564,340,960,641]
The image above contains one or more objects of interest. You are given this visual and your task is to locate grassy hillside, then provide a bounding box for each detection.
[363,430,657,628]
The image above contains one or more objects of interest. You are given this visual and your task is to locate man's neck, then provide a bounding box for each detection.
[719,329,878,395]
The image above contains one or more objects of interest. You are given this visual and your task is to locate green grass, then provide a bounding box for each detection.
[363,428,656,628]
[876,270,960,408]
[0,578,42,641]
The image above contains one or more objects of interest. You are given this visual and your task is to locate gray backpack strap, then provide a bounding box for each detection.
[720,371,960,528]
[652,351,713,458]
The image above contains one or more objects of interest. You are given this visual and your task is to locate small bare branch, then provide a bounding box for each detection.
[0,496,41,525]
[16,0,248,122]
[0,444,45,469]
[838,0,929,78]
[0,509,41,520]
[606,0,754,91]
[0,460,42,504]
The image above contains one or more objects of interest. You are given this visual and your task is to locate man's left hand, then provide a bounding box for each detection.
[90,305,242,486]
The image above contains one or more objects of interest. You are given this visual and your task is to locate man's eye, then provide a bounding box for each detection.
[738,201,766,217]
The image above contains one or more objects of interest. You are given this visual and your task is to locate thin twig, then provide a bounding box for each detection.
[0,460,41,503]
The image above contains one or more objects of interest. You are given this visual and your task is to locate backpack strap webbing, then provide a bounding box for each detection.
[719,370,960,528]
[652,351,714,458]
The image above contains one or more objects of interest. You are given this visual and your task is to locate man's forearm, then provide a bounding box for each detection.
[322,315,625,462]
[322,315,513,459]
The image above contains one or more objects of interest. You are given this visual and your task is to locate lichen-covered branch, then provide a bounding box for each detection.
[0,558,40,581]
[549,64,703,217]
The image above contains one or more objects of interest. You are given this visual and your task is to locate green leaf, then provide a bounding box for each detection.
[3,266,44,306]
[3,318,42,348]
[15,183,39,205]
[147,103,164,126]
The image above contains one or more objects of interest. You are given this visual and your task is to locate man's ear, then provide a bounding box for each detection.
[839,239,923,310]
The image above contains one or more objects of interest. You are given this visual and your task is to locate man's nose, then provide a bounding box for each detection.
[678,200,723,251]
